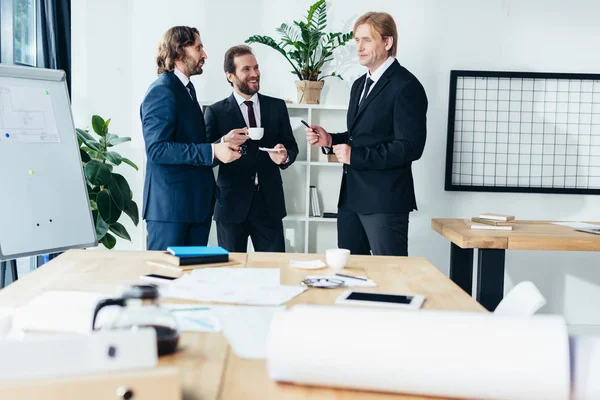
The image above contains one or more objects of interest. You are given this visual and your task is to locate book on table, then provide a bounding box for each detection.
[469,223,513,231]
[163,246,229,266]
[478,213,515,221]
[471,217,514,226]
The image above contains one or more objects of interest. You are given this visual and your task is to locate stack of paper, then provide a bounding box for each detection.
[161,268,306,306]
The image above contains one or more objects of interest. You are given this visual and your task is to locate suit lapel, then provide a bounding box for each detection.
[225,93,247,128]
[347,77,363,127]
[350,60,399,129]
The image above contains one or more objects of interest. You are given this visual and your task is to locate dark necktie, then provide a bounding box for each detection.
[359,77,374,106]
[186,81,198,104]
[244,100,257,128]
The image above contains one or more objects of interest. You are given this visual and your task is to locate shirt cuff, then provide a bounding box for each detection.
[211,143,214,160]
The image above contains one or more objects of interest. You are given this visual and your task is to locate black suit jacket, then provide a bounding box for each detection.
[205,93,298,223]
[331,60,428,214]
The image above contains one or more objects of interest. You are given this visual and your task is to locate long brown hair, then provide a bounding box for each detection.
[353,12,398,57]
[156,26,199,75]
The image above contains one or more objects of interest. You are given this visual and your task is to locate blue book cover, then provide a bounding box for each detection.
[166,246,229,258]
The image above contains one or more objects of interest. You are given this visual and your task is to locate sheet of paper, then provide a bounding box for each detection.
[552,222,600,229]
[213,306,284,359]
[571,335,600,399]
[290,260,326,270]
[162,272,306,306]
[164,304,221,332]
[305,275,376,287]
[266,305,570,400]
[190,267,280,286]
[12,290,117,334]
[494,281,546,317]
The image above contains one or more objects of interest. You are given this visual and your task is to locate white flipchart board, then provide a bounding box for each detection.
[0,65,96,260]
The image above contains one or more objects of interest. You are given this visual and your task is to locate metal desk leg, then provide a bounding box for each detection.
[0,261,5,288]
[449,243,474,295]
[10,259,18,281]
[476,249,506,311]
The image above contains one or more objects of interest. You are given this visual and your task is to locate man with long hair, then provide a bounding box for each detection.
[141,26,241,249]
[306,12,428,256]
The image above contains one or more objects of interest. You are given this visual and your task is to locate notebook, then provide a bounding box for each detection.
[165,246,229,266]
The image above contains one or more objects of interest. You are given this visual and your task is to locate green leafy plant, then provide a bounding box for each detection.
[76,115,139,249]
[245,0,353,81]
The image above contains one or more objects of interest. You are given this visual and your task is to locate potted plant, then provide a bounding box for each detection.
[245,0,353,104]
[76,115,139,249]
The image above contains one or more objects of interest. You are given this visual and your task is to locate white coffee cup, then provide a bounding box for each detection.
[325,248,350,270]
[247,127,264,140]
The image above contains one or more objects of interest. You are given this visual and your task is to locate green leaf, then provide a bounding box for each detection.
[109,222,131,241]
[125,200,139,227]
[80,149,91,163]
[84,160,112,186]
[104,151,123,166]
[92,115,105,136]
[108,174,131,211]
[121,157,139,171]
[94,209,109,239]
[108,137,131,146]
[97,189,122,224]
[100,232,117,249]
[76,128,94,142]
[103,118,111,136]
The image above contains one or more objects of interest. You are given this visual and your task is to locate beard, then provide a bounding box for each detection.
[184,55,204,76]
[236,76,260,96]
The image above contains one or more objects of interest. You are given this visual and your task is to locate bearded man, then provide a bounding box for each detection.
[204,45,298,252]
[141,26,240,250]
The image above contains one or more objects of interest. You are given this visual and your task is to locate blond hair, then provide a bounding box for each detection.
[353,12,398,57]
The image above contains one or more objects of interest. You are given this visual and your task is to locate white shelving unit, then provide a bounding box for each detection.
[200,101,348,254]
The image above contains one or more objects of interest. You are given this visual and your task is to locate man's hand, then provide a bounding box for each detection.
[269,144,288,165]
[306,125,332,147]
[222,127,249,146]
[333,144,351,164]
[214,142,241,163]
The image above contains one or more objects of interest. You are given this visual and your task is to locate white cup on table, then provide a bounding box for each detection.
[325,248,350,270]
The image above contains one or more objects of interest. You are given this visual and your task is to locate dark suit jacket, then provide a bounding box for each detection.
[331,60,428,214]
[204,93,298,223]
[140,71,215,223]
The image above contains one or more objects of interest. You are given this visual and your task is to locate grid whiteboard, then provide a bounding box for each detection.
[445,70,600,194]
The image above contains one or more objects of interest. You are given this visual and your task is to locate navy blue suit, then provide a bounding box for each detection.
[332,60,428,256]
[140,71,215,249]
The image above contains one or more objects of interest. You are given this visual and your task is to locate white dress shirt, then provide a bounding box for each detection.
[233,91,261,128]
[359,56,396,101]
[173,67,214,160]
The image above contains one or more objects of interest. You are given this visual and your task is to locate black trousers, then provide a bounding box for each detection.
[217,190,285,252]
[337,208,409,256]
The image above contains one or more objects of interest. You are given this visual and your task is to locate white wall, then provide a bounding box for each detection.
[72,0,600,326]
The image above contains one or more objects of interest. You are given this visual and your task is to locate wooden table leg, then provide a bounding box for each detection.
[476,249,506,311]
[449,243,474,295]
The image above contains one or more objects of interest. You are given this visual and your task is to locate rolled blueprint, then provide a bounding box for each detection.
[266,305,570,400]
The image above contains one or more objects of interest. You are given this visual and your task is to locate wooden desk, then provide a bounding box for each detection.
[0,250,484,400]
[432,218,600,311]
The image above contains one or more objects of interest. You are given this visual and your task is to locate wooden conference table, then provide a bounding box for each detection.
[432,218,600,311]
[0,250,484,400]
